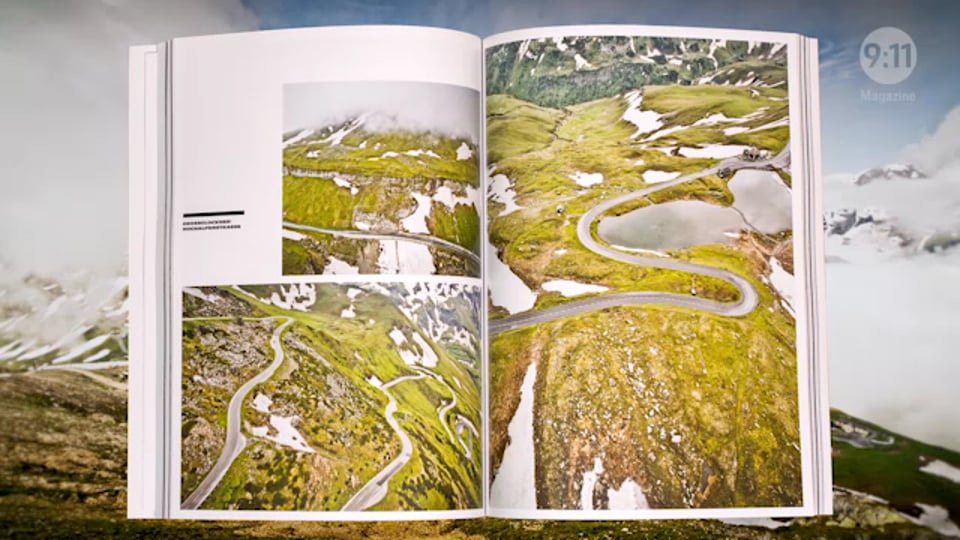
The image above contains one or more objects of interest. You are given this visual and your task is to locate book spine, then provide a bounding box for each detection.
[126,42,171,519]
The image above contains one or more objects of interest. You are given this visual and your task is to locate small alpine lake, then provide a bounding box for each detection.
[597,169,792,251]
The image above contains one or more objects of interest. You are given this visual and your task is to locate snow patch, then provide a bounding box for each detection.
[921,459,960,484]
[679,144,752,159]
[388,327,437,367]
[282,229,305,241]
[768,257,796,317]
[377,240,436,275]
[410,331,438,368]
[81,349,110,363]
[252,415,315,453]
[488,173,522,216]
[622,90,663,138]
[267,283,317,312]
[320,116,365,146]
[283,129,314,148]
[252,393,272,413]
[50,334,112,364]
[405,149,440,158]
[486,238,536,314]
[568,171,604,187]
[401,193,432,234]
[574,53,592,70]
[490,362,537,509]
[747,117,789,132]
[607,478,650,510]
[516,39,531,61]
[905,503,960,538]
[693,113,736,126]
[579,457,605,510]
[542,280,608,297]
[455,142,473,160]
[643,170,681,184]
[644,125,686,142]
[433,185,478,210]
[324,256,359,275]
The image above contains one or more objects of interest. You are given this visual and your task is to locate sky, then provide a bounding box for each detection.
[0,1,257,275]
[284,81,479,141]
[823,107,960,449]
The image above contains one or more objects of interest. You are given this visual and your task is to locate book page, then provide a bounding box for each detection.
[167,26,483,520]
[483,25,821,519]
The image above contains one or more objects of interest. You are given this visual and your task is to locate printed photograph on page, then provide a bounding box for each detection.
[485,33,799,511]
[281,81,481,278]
[179,281,482,511]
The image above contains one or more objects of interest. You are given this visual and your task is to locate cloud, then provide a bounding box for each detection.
[284,81,479,142]
[0,1,257,277]
[903,105,960,175]
[825,106,960,235]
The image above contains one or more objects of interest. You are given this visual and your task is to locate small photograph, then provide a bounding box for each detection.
[179,281,482,512]
[485,35,799,511]
[282,81,481,277]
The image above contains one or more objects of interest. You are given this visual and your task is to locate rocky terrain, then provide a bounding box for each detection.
[487,35,787,108]
[180,282,481,512]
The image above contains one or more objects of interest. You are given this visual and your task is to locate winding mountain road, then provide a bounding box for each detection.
[341,372,428,512]
[181,316,294,510]
[283,221,480,265]
[489,145,790,335]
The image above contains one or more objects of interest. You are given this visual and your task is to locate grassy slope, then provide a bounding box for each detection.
[487,85,788,316]
[187,284,481,511]
[831,409,960,522]
[486,82,798,509]
[284,128,478,185]
[489,239,801,509]
[282,126,480,275]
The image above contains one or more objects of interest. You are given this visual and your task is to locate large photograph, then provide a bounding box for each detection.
[179,281,482,512]
[485,34,799,511]
[281,81,481,277]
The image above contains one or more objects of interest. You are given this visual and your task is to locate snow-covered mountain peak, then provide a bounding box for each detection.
[854,163,926,186]
[0,270,127,370]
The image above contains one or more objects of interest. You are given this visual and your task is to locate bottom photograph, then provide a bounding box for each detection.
[178,281,482,512]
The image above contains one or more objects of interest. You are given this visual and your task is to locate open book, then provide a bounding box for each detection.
[128,24,829,521]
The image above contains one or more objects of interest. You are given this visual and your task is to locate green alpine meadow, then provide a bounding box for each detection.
[281,82,482,277]
[485,35,801,511]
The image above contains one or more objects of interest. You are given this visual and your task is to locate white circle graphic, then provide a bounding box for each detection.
[860,27,917,85]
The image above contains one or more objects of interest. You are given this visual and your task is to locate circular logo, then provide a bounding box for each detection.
[860,27,916,85]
